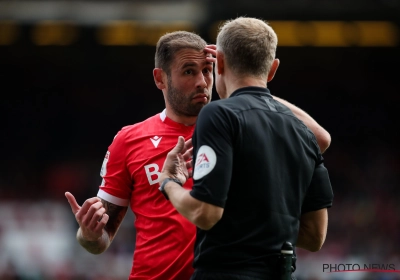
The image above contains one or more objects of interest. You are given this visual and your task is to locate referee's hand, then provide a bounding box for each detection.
[160,136,193,184]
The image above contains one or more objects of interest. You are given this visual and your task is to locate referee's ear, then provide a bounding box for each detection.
[267,59,280,82]
[216,50,224,75]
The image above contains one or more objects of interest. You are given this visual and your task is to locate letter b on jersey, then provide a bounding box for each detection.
[144,163,160,185]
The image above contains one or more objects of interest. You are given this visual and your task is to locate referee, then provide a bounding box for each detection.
[159,16,333,280]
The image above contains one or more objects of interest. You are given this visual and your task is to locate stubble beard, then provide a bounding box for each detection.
[167,77,208,117]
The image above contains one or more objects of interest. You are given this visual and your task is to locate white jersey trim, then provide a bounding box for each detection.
[97,189,130,207]
[160,109,167,122]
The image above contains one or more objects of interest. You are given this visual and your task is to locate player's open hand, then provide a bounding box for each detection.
[65,192,109,241]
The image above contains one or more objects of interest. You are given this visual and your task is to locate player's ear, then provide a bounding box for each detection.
[267,59,280,82]
[153,68,167,90]
[216,51,224,75]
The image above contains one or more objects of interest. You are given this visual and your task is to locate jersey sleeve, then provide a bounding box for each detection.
[190,103,237,208]
[97,128,132,207]
[301,158,334,214]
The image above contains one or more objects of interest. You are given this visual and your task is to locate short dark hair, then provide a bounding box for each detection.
[155,31,207,74]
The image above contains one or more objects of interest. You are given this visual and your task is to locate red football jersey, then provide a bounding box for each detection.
[98,109,196,280]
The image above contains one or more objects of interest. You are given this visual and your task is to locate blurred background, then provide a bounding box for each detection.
[1,0,399,279]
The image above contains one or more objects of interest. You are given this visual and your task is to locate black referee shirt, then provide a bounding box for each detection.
[190,86,333,276]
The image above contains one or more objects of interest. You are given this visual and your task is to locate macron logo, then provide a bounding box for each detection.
[150,136,162,148]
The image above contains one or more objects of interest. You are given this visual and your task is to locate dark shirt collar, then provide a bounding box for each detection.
[230,86,272,98]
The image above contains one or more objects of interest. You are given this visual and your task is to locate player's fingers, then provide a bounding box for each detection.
[94,213,109,232]
[81,201,104,225]
[65,192,81,214]
[79,197,102,216]
[205,44,216,50]
[89,206,107,227]
[205,47,217,57]
[206,56,216,64]
[187,169,193,178]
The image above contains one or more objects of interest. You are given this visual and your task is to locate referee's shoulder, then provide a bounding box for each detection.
[272,101,315,135]
[200,99,238,119]
[203,98,231,111]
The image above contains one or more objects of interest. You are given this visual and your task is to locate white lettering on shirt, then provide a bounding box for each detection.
[144,163,161,185]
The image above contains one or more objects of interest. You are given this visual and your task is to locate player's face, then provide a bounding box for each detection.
[166,48,213,117]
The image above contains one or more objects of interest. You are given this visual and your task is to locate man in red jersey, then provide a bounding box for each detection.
[65,31,331,280]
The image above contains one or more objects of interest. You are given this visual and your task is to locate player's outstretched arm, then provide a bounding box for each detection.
[272,96,331,153]
[65,192,128,254]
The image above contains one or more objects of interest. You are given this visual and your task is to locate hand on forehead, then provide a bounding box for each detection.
[204,45,216,64]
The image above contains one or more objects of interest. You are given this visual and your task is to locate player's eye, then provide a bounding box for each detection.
[203,67,212,74]
[184,69,193,75]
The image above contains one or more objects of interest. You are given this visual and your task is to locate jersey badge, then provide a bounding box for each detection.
[193,145,216,180]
